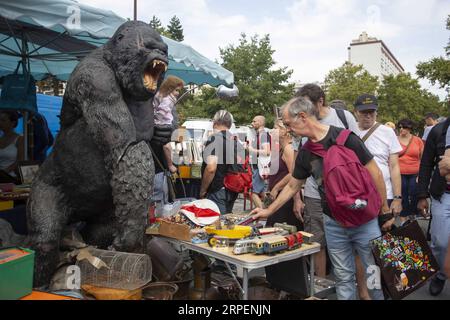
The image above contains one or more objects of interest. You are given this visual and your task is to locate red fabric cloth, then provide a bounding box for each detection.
[181,205,220,217]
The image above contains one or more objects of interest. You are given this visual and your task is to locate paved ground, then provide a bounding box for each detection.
[232,196,450,300]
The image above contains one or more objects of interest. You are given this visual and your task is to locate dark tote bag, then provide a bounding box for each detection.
[370,220,439,300]
[0,62,38,114]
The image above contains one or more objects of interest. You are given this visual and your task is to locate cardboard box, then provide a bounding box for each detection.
[178,166,191,179]
[146,220,192,242]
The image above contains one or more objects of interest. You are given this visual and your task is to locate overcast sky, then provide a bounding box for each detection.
[79,0,449,99]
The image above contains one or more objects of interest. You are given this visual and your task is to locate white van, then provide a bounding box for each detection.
[181,118,237,144]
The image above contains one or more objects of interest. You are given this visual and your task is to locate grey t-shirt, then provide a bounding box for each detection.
[302,108,360,199]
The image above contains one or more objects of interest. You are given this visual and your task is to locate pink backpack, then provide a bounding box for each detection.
[303,129,381,228]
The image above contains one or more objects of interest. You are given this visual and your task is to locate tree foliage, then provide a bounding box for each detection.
[377,73,445,126]
[180,34,294,127]
[167,16,184,42]
[149,15,183,40]
[323,63,445,127]
[149,15,165,35]
[416,15,450,90]
[323,62,379,108]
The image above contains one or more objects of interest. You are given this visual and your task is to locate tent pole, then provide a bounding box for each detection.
[21,35,29,160]
[23,112,29,161]
[174,85,199,106]
[134,0,137,21]
[28,115,34,161]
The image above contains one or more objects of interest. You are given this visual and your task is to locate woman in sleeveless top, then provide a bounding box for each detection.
[0,111,24,178]
[265,120,305,292]
[266,120,303,230]
[397,118,424,224]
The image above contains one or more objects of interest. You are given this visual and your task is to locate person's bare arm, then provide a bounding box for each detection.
[248,142,271,157]
[365,159,394,231]
[365,159,388,211]
[163,142,177,173]
[251,176,304,220]
[388,153,402,216]
[270,173,291,198]
[261,142,271,157]
[6,136,24,174]
[270,144,297,196]
[199,155,217,198]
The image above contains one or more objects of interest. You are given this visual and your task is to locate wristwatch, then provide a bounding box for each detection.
[393,195,402,200]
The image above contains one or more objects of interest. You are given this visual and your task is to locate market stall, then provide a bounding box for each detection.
[0,0,235,161]
[159,236,320,300]
[0,1,242,301]
[144,199,319,300]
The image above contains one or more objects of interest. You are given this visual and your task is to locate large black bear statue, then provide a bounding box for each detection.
[26,21,171,286]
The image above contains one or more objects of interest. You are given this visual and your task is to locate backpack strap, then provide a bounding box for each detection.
[336,129,352,146]
[335,109,349,129]
[362,122,381,142]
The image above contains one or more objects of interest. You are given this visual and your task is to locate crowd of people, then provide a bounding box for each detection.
[1,76,448,300]
[193,83,449,300]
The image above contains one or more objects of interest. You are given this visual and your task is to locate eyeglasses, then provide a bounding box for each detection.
[282,114,299,129]
[398,126,411,129]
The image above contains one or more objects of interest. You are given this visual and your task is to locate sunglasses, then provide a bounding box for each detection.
[398,126,412,129]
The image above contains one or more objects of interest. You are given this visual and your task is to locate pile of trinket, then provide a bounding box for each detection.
[373,233,435,273]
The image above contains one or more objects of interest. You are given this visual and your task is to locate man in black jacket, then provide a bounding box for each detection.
[417,117,450,296]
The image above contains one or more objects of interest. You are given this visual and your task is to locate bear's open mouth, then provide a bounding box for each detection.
[143,59,167,92]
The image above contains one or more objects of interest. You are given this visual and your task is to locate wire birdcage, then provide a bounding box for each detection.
[76,248,152,290]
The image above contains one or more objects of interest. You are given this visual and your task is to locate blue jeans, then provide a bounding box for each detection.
[252,168,267,194]
[431,194,450,281]
[207,188,238,215]
[324,215,384,300]
[401,174,418,217]
[152,172,169,204]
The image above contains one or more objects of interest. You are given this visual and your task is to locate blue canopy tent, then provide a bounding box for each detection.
[0,0,234,85]
[0,0,234,159]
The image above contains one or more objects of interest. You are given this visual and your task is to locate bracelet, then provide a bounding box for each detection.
[393,195,402,200]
